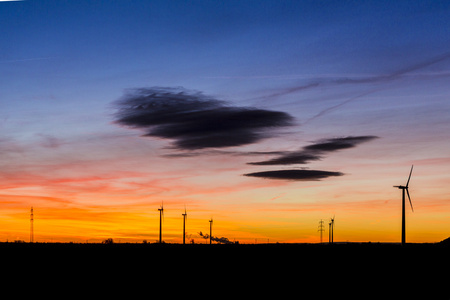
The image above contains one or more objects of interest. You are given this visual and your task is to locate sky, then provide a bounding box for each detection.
[1,0,449,243]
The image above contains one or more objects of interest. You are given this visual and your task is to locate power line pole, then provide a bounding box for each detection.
[30,207,34,243]
[318,219,325,243]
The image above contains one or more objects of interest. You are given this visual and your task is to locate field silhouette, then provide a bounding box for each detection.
[3,241,448,296]
[3,240,448,266]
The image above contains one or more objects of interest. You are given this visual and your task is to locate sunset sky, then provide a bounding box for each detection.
[1,0,449,243]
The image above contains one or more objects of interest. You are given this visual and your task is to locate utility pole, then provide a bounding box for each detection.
[30,207,34,243]
[318,219,325,243]
[209,218,213,245]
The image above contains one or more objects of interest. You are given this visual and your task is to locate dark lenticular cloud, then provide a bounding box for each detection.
[114,87,294,150]
[244,169,344,181]
[247,151,321,166]
[248,136,378,165]
[304,136,379,152]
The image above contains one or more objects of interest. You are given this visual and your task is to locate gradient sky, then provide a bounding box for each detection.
[1,0,449,243]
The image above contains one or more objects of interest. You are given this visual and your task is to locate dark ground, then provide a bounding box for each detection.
[3,241,448,296]
[2,240,448,267]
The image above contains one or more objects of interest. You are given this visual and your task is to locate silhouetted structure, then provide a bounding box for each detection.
[328,221,331,243]
[394,165,414,246]
[330,216,335,244]
[103,238,114,244]
[209,218,213,245]
[182,208,187,245]
[30,207,34,243]
[318,219,325,243]
[158,204,164,243]
[328,216,335,244]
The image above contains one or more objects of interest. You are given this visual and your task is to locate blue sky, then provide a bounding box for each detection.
[1,0,450,243]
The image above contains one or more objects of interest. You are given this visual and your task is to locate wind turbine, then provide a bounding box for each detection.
[394,165,414,246]
[330,215,335,244]
[182,207,187,245]
[328,221,332,244]
[209,218,213,245]
[158,203,164,243]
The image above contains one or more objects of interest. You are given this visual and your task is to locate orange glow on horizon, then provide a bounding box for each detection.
[0,112,449,245]
[1,191,448,244]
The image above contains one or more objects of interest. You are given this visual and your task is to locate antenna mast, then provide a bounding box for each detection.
[30,207,34,243]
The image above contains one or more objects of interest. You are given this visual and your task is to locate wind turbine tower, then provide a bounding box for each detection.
[30,207,34,243]
[182,208,187,245]
[394,165,414,246]
[328,221,332,244]
[330,216,335,244]
[209,218,213,245]
[158,203,164,243]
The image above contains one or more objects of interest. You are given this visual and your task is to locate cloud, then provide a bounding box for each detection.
[248,136,378,165]
[259,52,450,100]
[37,134,64,149]
[161,149,288,158]
[303,136,379,152]
[253,52,450,125]
[248,152,319,166]
[0,57,52,63]
[113,88,378,183]
[302,89,380,125]
[113,87,294,150]
[243,169,344,181]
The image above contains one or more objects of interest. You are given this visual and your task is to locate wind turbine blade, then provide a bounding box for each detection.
[406,188,414,212]
[406,165,413,187]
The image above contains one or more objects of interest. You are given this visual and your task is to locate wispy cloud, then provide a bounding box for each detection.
[0,57,52,63]
[253,52,450,125]
[36,134,65,149]
[113,87,294,150]
[258,52,450,101]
